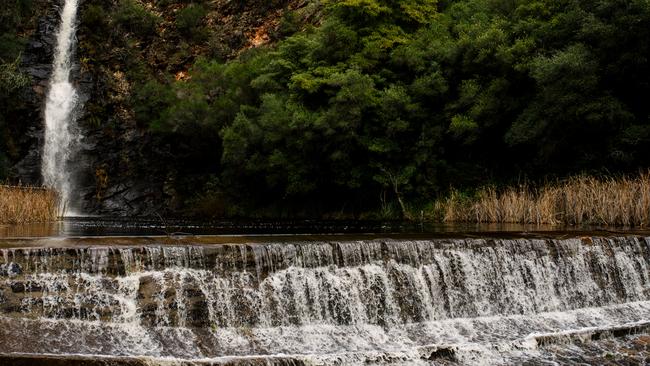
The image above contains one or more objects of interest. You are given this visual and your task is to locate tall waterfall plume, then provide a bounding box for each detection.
[42,0,82,215]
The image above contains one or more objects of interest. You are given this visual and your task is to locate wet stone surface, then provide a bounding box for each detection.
[519,333,650,365]
[0,262,21,277]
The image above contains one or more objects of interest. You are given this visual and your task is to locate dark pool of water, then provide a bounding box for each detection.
[0,216,638,238]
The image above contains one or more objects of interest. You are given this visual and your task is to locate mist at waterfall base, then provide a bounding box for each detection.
[42,0,82,216]
[1,236,649,365]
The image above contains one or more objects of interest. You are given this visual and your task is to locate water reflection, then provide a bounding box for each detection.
[0,217,622,238]
[0,222,62,238]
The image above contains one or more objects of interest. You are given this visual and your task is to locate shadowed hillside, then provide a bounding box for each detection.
[2,0,650,220]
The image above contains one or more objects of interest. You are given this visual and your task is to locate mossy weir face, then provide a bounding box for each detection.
[0,236,649,365]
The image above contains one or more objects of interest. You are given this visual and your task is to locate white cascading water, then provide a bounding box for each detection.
[0,237,649,365]
[42,0,81,215]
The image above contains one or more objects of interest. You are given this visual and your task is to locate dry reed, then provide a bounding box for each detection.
[0,185,59,224]
[434,173,650,227]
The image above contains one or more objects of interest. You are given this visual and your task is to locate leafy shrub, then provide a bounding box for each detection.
[0,57,29,92]
[82,4,109,34]
[113,0,159,37]
[0,34,26,61]
[131,80,175,129]
[272,11,301,39]
[175,4,208,41]
[0,0,33,32]
[157,0,204,6]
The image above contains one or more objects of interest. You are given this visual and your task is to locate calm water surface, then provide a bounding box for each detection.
[0,217,636,238]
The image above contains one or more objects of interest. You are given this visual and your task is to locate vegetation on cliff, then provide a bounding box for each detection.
[2,0,650,220]
[0,0,41,180]
[136,0,650,218]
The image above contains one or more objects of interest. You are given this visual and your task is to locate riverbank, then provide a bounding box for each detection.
[3,172,650,228]
[428,173,650,227]
[0,185,58,224]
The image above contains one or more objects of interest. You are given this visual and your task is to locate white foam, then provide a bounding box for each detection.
[42,0,82,215]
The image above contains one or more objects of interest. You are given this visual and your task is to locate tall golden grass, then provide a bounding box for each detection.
[432,173,650,227]
[0,185,59,224]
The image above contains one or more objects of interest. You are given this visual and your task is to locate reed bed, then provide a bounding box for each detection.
[0,185,59,224]
[434,173,650,227]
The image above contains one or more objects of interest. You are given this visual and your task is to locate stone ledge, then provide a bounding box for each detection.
[0,353,306,366]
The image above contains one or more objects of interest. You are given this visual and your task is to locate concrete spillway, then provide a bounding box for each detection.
[0,235,649,364]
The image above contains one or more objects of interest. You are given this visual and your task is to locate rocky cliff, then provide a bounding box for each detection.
[13,0,313,216]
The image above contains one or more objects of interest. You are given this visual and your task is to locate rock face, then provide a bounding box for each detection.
[12,4,59,186]
[8,0,172,215]
[10,0,307,216]
[9,0,142,215]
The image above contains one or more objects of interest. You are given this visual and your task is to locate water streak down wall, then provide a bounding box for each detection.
[42,0,81,214]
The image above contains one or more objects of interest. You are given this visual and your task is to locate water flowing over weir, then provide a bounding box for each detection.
[42,0,82,214]
[0,236,649,365]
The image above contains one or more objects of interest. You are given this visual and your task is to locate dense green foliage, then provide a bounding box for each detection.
[114,0,160,36]
[131,0,650,216]
[3,0,650,217]
[0,0,36,179]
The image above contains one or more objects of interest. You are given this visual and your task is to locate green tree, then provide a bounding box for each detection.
[113,0,159,37]
[175,4,208,41]
[130,0,650,215]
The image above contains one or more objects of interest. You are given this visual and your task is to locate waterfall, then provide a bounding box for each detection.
[42,0,82,215]
[1,236,649,365]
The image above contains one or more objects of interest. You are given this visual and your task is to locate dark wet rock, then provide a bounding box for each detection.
[424,346,457,362]
[10,263,22,276]
[0,302,23,314]
[10,282,25,293]
[73,122,172,216]
[0,263,23,277]
[527,332,650,366]
[9,3,62,186]
[24,64,51,81]
[186,297,210,327]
